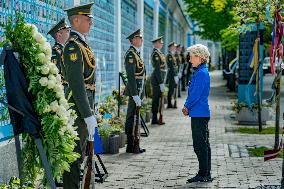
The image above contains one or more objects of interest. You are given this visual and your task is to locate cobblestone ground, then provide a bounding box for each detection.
[96,71,282,189]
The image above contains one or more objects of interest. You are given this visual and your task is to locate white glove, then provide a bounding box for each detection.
[84,115,98,141]
[184,70,187,75]
[159,84,165,93]
[132,95,142,107]
[174,76,179,84]
[178,72,182,79]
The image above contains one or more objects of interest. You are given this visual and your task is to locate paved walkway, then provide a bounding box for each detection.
[96,70,282,189]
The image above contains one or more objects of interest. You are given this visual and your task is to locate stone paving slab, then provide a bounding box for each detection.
[96,71,282,189]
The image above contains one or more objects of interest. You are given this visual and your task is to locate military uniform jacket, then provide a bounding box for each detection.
[63,31,96,118]
[124,46,145,97]
[150,48,166,86]
[51,42,66,82]
[175,53,181,73]
[167,52,178,83]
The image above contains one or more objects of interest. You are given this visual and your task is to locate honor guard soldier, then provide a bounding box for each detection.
[167,42,179,108]
[63,3,97,189]
[47,18,71,88]
[150,36,166,125]
[175,44,182,98]
[180,46,187,91]
[124,29,146,153]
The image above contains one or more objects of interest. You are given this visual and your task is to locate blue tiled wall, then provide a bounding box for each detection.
[121,0,137,69]
[143,2,154,75]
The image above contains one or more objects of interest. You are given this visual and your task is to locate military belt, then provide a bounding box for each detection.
[135,76,144,79]
[85,83,96,91]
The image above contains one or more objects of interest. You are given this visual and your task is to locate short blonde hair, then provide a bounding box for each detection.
[187,44,210,62]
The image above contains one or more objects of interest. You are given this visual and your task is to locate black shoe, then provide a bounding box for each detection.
[126,145,134,153]
[151,120,159,125]
[205,174,213,182]
[187,174,207,183]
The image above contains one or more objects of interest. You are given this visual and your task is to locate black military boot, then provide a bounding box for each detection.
[151,113,159,125]
[126,135,134,153]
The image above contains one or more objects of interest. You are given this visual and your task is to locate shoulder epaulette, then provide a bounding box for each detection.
[69,35,79,43]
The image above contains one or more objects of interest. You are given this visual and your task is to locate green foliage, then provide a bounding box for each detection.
[184,0,236,42]
[0,70,9,122]
[248,146,283,158]
[0,177,33,189]
[238,126,275,134]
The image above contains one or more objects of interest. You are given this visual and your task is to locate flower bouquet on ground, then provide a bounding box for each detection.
[3,14,80,186]
[112,86,127,106]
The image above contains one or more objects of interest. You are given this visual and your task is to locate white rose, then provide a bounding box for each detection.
[33,32,46,45]
[38,53,46,63]
[40,65,49,75]
[47,79,55,89]
[50,101,59,112]
[54,85,63,93]
[40,42,52,56]
[48,74,56,81]
[59,98,68,105]
[49,64,59,74]
[45,54,52,62]
[32,32,44,43]
[56,90,65,99]
[39,77,48,86]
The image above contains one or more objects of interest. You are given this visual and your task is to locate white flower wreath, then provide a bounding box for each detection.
[4,15,80,185]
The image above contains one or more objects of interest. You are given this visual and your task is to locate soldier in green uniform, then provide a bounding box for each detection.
[175,44,182,98]
[150,36,166,125]
[63,3,97,189]
[47,18,71,89]
[167,42,179,108]
[180,46,187,91]
[124,29,146,153]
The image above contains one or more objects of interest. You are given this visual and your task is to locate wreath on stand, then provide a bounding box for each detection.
[2,14,80,186]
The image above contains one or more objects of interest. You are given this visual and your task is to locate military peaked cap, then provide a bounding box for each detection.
[47,18,70,36]
[126,29,143,40]
[65,3,94,18]
[168,41,177,48]
[151,36,163,43]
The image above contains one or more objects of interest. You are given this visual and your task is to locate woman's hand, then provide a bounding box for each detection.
[182,106,188,116]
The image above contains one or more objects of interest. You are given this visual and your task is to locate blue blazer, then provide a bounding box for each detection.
[184,63,210,117]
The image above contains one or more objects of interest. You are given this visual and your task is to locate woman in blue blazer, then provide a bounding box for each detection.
[182,44,212,183]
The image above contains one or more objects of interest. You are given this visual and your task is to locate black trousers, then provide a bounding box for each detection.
[63,118,88,189]
[125,97,136,136]
[151,85,161,115]
[191,117,211,176]
[168,80,176,104]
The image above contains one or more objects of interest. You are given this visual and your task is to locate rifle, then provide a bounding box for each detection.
[133,74,145,153]
[158,69,167,124]
[82,68,103,189]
